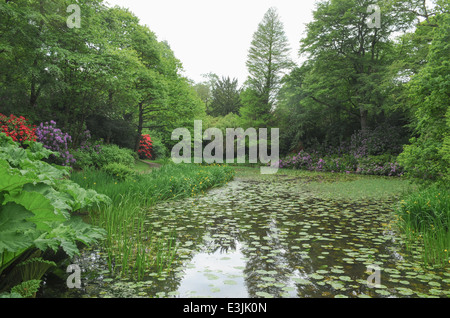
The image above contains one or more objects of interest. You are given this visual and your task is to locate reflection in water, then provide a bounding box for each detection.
[177,240,248,298]
[39,177,450,298]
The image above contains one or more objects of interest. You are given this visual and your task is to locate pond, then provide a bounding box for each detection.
[38,173,450,298]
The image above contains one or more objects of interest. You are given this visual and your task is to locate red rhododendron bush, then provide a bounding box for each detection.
[138,134,152,159]
[0,113,36,143]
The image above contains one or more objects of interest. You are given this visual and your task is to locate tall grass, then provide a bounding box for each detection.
[395,185,450,268]
[71,162,235,280]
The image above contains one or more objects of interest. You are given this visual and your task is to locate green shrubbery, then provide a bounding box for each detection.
[149,134,168,159]
[91,144,137,168]
[101,163,137,181]
[72,143,137,170]
[0,133,109,296]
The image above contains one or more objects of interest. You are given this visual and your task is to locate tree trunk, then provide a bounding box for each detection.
[360,107,369,131]
[135,102,144,152]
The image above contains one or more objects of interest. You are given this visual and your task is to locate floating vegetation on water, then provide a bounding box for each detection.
[40,172,449,298]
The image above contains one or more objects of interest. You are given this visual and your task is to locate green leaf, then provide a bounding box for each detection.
[4,191,66,232]
[0,203,36,254]
[23,183,73,219]
[64,216,106,245]
[0,167,31,195]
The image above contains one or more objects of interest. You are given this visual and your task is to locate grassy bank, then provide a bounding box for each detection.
[71,162,235,280]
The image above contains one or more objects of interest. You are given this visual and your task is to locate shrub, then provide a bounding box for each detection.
[150,135,168,159]
[101,163,137,181]
[72,149,95,170]
[78,129,102,154]
[35,120,75,166]
[138,134,152,160]
[0,113,36,144]
[91,144,136,168]
[350,126,405,157]
[398,137,447,183]
[71,129,102,170]
[278,150,404,176]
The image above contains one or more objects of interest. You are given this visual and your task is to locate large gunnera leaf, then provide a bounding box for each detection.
[0,203,36,253]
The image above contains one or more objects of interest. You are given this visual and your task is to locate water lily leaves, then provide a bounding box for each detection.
[396,287,414,296]
[292,277,312,285]
[338,276,352,282]
[328,281,346,290]
[223,280,238,285]
[309,273,325,280]
[204,273,220,280]
[45,176,450,299]
[255,291,274,298]
[330,268,345,274]
[375,289,391,296]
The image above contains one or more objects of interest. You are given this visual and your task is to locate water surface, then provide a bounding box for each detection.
[39,175,450,298]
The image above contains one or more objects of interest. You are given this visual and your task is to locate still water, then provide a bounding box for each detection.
[39,176,450,298]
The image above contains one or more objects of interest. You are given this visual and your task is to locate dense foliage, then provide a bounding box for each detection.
[0,0,448,285]
[0,0,204,153]
[0,133,109,295]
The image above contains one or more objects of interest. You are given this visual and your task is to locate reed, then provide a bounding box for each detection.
[395,185,450,267]
[71,162,234,280]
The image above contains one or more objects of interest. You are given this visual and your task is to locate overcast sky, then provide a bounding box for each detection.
[104,0,318,85]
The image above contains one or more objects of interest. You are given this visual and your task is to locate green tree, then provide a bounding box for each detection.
[0,0,206,155]
[141,41,206,150]
[208,76,242,117]
[0,0,142,146]
[398,8,450,183]
[299,0,417,131]
[241,7,293,128]
[193,73,219,113]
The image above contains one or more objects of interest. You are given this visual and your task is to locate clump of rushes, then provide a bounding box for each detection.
[395,185,450,268]
[71,162,235,280]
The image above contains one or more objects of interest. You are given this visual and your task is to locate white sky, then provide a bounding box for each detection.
[105,0,318,85]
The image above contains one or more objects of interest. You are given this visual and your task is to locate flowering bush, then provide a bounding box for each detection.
[78,129,102,154]
[0,113,36,144]
[138,134,152,159]
[356,158,404,176]
[350,126,405,157]
[278,151,404,177]
[36,120,75,166]
[71,129,103,170]
[279,126,407,177]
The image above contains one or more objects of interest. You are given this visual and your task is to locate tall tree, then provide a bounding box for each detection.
[299,0,417,131]
[243,6,293,125]
[398,6,450,182]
